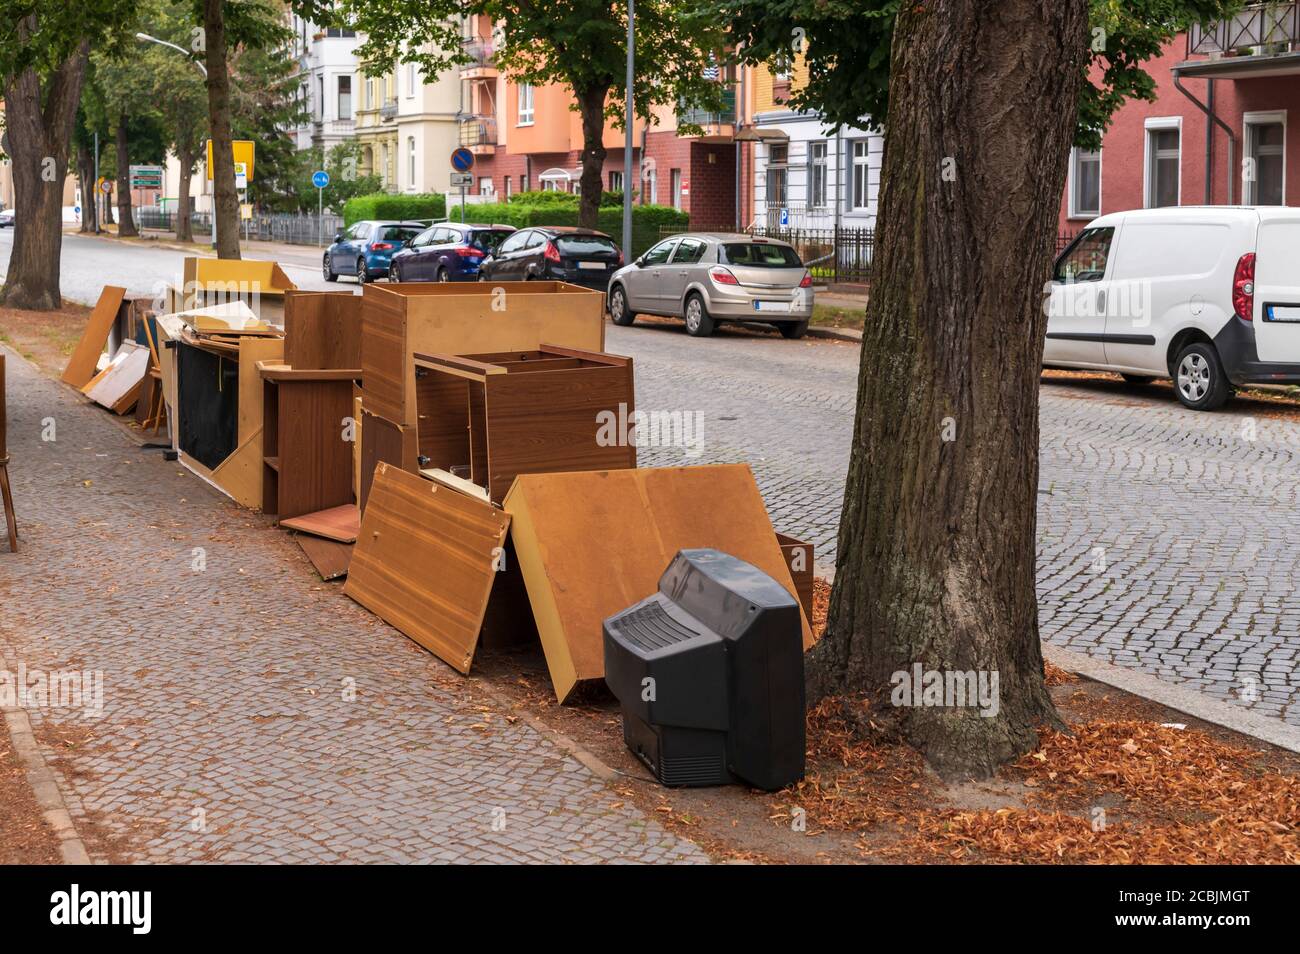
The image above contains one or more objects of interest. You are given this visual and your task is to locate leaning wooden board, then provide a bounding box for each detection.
[344,464,509,673]
[503,464,813,703]
[61,286,126,388]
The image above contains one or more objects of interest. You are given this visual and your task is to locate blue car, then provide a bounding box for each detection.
[323,220,426,283]
[388,222,516,282]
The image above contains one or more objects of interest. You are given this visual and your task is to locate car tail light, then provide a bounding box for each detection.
[615,250,624,266]
[543,241,562,263]
[799,272,812,288]
[709,267,739,285]
[455,245,484,258]
[371,242,394,251]
[1233,252,1255,321]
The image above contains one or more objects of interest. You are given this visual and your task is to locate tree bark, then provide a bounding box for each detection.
[77,146,96,234]
[203,0,240,259]
[807,0,1090,779]
[114,114,138,237]
[175,138,194,244]
[576,84,609,230]
[0,36,88,311]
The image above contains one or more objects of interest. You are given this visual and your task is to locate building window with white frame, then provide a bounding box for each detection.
[407,137,416,185]
[609,170,623,192]
[808,141,828,208]
[766,142,788,207]
[671,168,683,209]
[850,139,870,210]
[1145,122,1180,208]
[517,84,535,125]
[337,75,352,120]
[1245,114,1285,205]
[1069,146,1101,218]
[406,62,417,98]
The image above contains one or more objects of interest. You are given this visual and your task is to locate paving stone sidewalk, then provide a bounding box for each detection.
[0,346,707,864]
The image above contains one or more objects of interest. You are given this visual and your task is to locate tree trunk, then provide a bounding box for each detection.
[77,147,96,234]
[114,115,138,238]
[176,138,194,244]
[575,84,609,230]
[0,38,88,311]
[807,0,1090,779]
[203,0,240,259]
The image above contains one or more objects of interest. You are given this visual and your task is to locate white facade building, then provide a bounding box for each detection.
[287,16,362,152]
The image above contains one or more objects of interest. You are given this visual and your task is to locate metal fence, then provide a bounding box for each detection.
[132,208,344,246]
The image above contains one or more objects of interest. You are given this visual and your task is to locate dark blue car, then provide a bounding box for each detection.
[323,220,426,283]
[388,222,516,282]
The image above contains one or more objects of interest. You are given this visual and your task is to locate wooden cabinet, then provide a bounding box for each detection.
[412,345,636,504]
[260,365,358,520]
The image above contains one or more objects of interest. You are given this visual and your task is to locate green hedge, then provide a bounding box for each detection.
[342,193,447,225]
[446,200,687,257]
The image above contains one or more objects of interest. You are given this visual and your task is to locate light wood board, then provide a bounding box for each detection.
[62,286,126,388]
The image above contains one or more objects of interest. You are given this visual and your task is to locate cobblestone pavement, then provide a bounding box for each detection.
[0,347,706,863]
[617,323,1300,725]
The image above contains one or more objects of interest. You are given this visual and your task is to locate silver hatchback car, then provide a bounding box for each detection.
[607,233,814,338]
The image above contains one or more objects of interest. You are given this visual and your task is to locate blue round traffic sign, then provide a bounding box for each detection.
[451,148,475,173]
[312,170,330,189]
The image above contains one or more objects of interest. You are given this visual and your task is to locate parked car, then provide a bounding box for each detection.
[0,208,13,228]
[389,222,515,282]
[477,226,623,291]
[1046,206,1300,411]
[607,233,814,338]
[323,220,426,283]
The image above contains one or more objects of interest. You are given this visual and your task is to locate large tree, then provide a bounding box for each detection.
[0,2,133,309]
[341,1,729,229]
[721,0,1241,778]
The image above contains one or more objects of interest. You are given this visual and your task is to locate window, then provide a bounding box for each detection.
[851,140,870,210]
[670,169,683,209]
[720,242,803,268]
[766,143,788,207]
[366,78,375,109]
[519,174,527,193]
[318,76,325,117]
[479,177,493,195]
[641,240,677,266]
[504,176,512,199]
[1145,121,1180,208]
[523,231,546,250]
[808,141,827,208]
[410,227,436,248]
[407,137,416,185]
[517,84,535,125]
[671,238,707,264]
[325,28,356,39]
[645,172,657,205]
[1053,227,1114,283]
[1245,113,1285,205]
[1069,147,1101,218]
[498,230,530,254]
[337,75,352,120]
[609,170,624,192]
[406,62,417,98]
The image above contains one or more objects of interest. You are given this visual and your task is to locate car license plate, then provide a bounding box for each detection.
[1265,304,1300,323]
[753,300,789,312]
[577,261,606,270]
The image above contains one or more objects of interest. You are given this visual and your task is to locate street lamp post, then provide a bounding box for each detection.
[622,0,635,262]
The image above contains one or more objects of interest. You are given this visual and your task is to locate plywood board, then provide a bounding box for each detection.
[344,464,510,674]
[209,430,265,509]
[504,464,812,702]
[237,336,285,446]
[62,286,126,388]
[296,534,352,581]
[84,343,148,411]
[285,291,362,370]
[279,503,359,543]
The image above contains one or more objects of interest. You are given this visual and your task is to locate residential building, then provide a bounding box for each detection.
[286,14,361,152]
[745,57,883,230]
[1059,2,1300,232]
[355,66,398,189]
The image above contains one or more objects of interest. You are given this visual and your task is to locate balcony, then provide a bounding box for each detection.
[678,88,738,141]
[459,115,498,156]
[379,100,398,121]
[460,36,498,80]
[1188,2,1299,56]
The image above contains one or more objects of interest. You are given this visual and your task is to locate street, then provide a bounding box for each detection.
[3,230,1298,732]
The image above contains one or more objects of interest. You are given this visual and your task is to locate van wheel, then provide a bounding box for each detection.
[778,320,808,340]
[684,293,715,337]
[1173,342,1232,411]
[609,285,635,326]
[1120,374,1154,386]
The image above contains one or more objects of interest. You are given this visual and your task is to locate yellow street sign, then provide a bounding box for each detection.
[205,139,256,182]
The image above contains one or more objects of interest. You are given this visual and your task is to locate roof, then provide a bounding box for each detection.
[1087,206,1300,229]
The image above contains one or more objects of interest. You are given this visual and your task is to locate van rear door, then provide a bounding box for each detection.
[1253,213,1300,363]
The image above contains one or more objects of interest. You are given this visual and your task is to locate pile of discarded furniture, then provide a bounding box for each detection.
[63,268,817,713]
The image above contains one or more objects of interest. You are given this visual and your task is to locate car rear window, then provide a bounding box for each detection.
[470,230,511,253]
[556,235,619,256]
[381,226,422,242]
[720,242,802,267]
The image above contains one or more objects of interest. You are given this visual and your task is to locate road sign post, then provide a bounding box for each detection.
[451,148,475,224]
[312,170,330,247]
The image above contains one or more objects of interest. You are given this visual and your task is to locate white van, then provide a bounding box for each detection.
[1045,206,1300,410]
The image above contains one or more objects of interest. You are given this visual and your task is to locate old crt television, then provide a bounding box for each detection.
[602,549,805,790]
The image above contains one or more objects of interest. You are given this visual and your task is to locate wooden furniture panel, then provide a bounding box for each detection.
[260,365,356,520]
[344,463,510,673]
[62,286,126,387]
[776,532,815,621]
[284,290,362,370]
[503,464,812,702]
[359,409,418,512]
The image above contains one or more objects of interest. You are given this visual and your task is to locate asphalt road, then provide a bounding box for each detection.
[4,228,1298,728]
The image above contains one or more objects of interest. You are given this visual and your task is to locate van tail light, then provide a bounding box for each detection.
[455,245,484,258]
[543,241,562,263]
[799,272,812,288]
[709,267,740,285]
[371,242,394,251]
[1233,252,1256,321]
